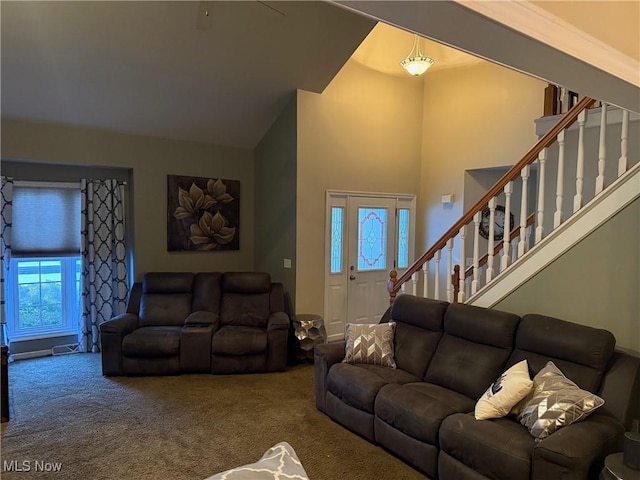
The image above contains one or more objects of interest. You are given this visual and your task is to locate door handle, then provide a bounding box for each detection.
[349,275,356,280]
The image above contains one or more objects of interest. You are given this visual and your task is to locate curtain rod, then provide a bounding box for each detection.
[13,180,127,188]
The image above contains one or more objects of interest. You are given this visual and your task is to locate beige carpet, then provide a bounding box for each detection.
[1,354,426,479]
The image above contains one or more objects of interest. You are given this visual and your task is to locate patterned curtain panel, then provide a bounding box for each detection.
[80,179,128,352]
[0,176,13,347]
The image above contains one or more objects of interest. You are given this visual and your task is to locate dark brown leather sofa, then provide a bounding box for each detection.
[100,271,290,376]
[314,294,640,480]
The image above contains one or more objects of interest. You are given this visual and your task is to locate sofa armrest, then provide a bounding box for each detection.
[100,313,139,335]
[99,313,139,376]
[531,414,625,480]
[313,341,346,413]
[267,312,290,331]
[266,312,290,372]
[185,311,219,330]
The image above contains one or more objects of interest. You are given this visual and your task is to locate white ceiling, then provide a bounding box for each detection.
[1,1,375,148]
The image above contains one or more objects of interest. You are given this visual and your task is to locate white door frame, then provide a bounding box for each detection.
[324,190,416,342]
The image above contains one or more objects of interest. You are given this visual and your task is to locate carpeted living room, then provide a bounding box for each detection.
[1,354,423,479]
[2,2,639,480]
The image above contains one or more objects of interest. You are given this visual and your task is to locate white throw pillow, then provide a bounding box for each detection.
[474,360,533,420]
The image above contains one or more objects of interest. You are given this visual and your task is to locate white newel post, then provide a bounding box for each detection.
[518,165,530,258]
[458,225,466,303]
[422,262,429,298]
[596,104,607,194]
[486,198,496,282]
[471,212,481,295]
[618,109,629,177]
[573,109,587,213]
[446,238,453,302]
[535,150,546,244]
[554,130,566,229]
[502,181,513,271]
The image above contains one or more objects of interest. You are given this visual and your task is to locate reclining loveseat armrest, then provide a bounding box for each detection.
[100,313,139,376]
[185,311,219,330]
[267,312,290,331]
[265,312,290,372]
[531,413,624,480]
[314,341,346,413]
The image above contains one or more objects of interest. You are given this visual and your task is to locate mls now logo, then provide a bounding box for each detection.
[3,460,63,473]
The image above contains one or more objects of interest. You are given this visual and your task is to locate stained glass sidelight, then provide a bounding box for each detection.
[330,207,344,273]
[357,208,387,271]
[397,208,410,269]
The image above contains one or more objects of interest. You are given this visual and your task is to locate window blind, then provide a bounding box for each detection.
[12,184,81,256]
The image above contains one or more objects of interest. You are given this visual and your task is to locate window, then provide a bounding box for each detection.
[7,182,81,340]
[357,207,388,271]
[397,208,410,269]
[330,207,344,274]
[8,257,80,339]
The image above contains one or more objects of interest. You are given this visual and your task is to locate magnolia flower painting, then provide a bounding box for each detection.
[167,175,240,251]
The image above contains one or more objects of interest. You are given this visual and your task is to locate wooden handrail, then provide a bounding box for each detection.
[464,212,535,279]
[389,96,596,296]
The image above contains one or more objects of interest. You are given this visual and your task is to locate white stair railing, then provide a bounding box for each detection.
[388,99,638,304]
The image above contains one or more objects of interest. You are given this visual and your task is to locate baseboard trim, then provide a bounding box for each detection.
[11,349,52,361]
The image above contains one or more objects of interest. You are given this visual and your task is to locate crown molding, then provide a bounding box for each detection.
[454,0,640,88]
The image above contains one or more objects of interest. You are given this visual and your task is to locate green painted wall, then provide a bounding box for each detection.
[495,198,640,353]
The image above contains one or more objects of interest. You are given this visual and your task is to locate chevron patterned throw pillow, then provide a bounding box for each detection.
[343,322,397,368]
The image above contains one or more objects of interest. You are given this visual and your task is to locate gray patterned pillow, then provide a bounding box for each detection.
[518,361,604,440]
[343,322,396,368]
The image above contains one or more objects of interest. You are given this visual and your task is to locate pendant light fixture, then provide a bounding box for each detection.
[400,35,434,76]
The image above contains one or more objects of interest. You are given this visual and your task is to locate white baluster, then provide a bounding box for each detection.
[618,109,629,177]
[446,238,454,302]
[434,249,441,300]
[596,104,607,194]
[471,212,481,295]
[486,198,496,282]
[401,282,406,293]
[458,226,466,303]
[554,130,566,229]
[502,181,513,271]
[411,272,418,296]
[518,165,530,258]
[573,109,587,213]
[526,224,533,251]
[535,150,546,244]
[422,262,429,298]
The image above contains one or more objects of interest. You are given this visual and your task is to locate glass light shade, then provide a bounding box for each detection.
[400,56,434,76]
[401,35,434,76]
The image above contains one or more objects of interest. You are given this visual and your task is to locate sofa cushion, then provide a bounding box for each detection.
[507,314,615,393]
[221,293,270,327]
[192,272,222,313]
[139,293,193,327]
[375,382,475,445]
[344,322,396,368]
[518,361,605,440]
[424,303,520,400]
[142,272,194,294]
[327,363,418,414]
[122,326,181,358]
[222,272,271,294]
[212,326,267,355]
[440,412,535,480]
[389,295,446,379]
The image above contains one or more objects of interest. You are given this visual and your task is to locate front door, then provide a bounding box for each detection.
[324,192,415,342]
[346,197,397,325]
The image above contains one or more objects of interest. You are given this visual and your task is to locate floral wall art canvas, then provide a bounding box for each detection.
[167,175,240,251]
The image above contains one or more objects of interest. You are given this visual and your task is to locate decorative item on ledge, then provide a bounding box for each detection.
[167,174,240,252]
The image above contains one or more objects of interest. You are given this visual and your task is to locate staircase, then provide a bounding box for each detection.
[389,97,639,310]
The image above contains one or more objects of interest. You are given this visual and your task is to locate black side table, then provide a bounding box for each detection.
[293,314,327,361]
[600,453,640,480]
